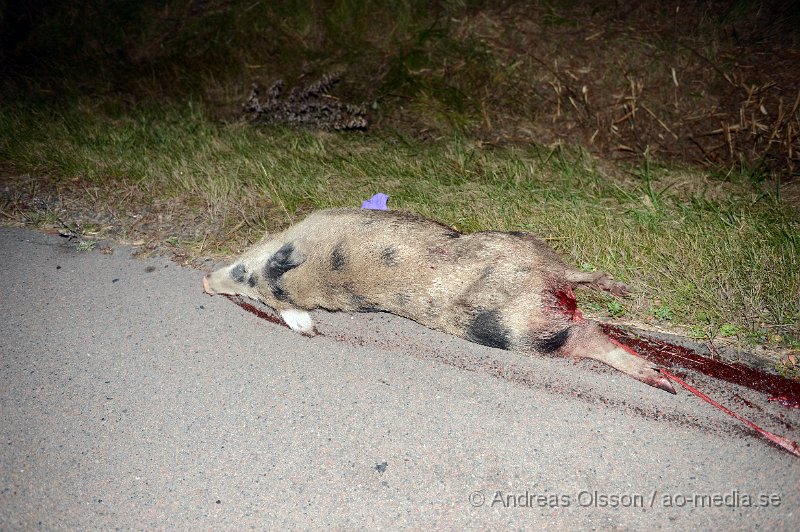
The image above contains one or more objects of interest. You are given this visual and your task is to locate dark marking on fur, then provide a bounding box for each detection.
[534,327,572,353]
[466,310,511,350]
[445,231,460,238]
[331,242,346,271]
[350,292,366,306]
[350,293,380,312]
[341,282,378,311]
[230,264,247,283]
[381,246,399,266]
[509,231,528,237]
[265,242,305,301]
[393,292,410,306]
[247,274,257,288]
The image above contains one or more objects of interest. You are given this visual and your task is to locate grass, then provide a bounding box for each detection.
[1,98,798,356]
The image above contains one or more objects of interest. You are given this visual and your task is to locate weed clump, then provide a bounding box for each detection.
[243,73,367,131]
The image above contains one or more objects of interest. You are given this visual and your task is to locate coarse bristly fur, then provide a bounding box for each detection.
[203,208,675,393]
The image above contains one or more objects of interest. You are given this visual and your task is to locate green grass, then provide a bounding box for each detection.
[1,99,798,351]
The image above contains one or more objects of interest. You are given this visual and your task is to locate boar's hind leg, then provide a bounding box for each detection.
[565,270,629,297]
[566,322,676,394]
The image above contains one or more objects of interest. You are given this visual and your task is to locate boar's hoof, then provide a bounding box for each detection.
[598,346,677,394]
[280,308,315,333]
[634,364,677,394]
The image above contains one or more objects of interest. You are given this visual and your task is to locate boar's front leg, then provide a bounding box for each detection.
[278,308,315,333]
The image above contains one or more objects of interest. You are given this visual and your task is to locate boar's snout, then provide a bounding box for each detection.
[202,275,215,295]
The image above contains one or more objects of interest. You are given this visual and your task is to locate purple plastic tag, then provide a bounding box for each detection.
[361,193,389,210]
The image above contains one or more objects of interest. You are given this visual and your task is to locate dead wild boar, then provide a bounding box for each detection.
[203,208,675,393]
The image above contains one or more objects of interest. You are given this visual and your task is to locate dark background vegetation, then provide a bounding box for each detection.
[2,0,799,175]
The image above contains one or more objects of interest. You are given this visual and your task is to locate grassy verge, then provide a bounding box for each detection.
[1,99,798,360]
[4,1,798,172]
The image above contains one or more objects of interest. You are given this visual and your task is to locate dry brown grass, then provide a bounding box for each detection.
[456,1,800,176]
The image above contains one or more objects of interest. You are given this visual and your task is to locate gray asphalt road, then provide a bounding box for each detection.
[1,227,798,529]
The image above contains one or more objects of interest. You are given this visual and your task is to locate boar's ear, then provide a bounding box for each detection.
[265,241,306,279]
[264,242,306,302]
